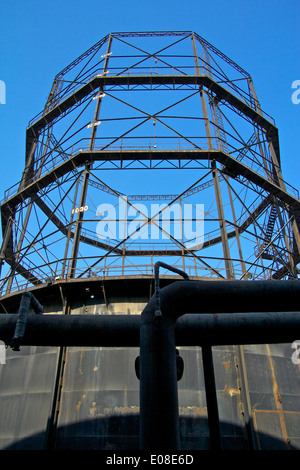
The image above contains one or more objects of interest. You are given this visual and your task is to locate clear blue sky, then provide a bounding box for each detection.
[0,0,299,215]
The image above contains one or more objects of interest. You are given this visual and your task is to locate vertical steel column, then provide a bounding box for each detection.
[191,34,213,151]
[62,176,80,278]
[121,196,127,275]
[68,168,90,278]
[212,164,234,279]
[226,177,248,278]
[248,79,283,186]
[275,204,296,277]
[191,35,231,443]
[249,78,300,263]
[0,216,13,280]
[191,34,234,279]
[89,34,112,152]
[68,36,112,279]
[179,197,185,271]
[5,134,38,293]
[5,82,59,292]
[14,131,56,263]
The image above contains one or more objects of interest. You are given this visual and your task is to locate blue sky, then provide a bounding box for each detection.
[0,0,299,213]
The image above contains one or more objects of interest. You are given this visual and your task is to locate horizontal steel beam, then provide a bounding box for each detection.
[27,75,277,140]
[24,74,279,169]
[3,150,299,211]
[1,311,300,347]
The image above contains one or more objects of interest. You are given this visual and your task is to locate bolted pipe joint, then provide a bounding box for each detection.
[135,348,184,382]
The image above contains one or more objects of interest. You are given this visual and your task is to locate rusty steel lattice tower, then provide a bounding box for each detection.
[1,32,300,451]
[1,30,300,291]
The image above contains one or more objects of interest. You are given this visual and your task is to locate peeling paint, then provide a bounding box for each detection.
[266,344,290,448]
[179,406,207,417]
[225,385,240,396]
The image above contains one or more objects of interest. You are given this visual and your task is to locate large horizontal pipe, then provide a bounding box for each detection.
[141,279,300,322]
[0,314,139,347]
[1,311,300,347]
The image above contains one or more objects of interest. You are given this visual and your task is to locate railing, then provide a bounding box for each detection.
[7,129,285,205]
[2,241,290,298]
[0,261,222,297]
[2,135,298,205]
[27,65,274,130]
[0,136,217,203]
[71,136,213,154]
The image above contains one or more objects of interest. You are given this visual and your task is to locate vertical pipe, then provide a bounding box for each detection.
[140,263,189,450]
[89,34,112,151]
[201,345,222,450]
[139,316,179,450]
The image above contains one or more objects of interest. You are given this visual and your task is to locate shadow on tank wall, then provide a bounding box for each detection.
[3,415,298,451]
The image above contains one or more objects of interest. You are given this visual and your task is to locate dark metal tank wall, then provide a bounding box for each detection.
[53,343,247,450]
[0,344,59,449]
[241,343,300,449]
[0,279,300,450]
[53,296,144,450]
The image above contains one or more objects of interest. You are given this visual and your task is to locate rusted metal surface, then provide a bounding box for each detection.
[0,345,59,449]
[54,346,140,450]
[242,343,300,450]
[0,336,299,449]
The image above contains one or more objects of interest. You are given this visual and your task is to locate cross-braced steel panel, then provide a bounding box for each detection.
[1,31,300,295]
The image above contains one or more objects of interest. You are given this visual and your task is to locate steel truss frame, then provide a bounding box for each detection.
[1,31,300,296]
